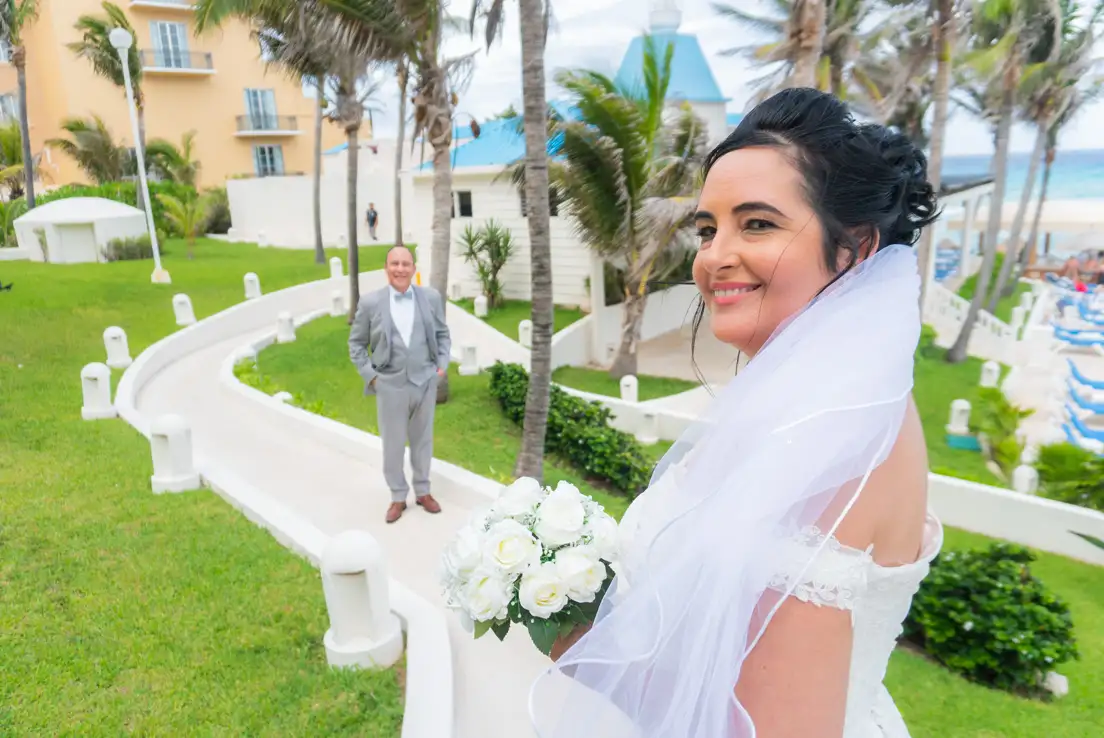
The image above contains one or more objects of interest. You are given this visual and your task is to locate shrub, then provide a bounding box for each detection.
[488,362,651,496]
[202,186,232,234]
[916,324,941,360]
[1036,442,1104,512]
[971,387,1033,478]
[459,219,515,308]
[101,233,170,262]
[38,181,199,238]
[903,543,1079,695]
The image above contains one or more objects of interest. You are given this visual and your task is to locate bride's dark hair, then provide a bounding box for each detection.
[691,88,938,380]
[705,87,938,270]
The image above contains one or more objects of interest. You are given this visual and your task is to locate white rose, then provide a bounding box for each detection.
[483,519,543,575]
[519,562,569,618]
[492,476,545,518]
[534,483,586,547]
[462,569,513,622]
[585,512,620,562]
[555,546,606,603]
[441,524,485,583]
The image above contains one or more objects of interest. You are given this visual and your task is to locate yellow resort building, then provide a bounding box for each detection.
[0,0,351,189]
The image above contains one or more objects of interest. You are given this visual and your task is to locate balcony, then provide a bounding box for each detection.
[139,49,215,75]
[235,114,301,137]
[129,0,195,11]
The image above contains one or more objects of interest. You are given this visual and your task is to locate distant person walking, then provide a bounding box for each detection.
[366,203,379,241]
[348,245,451,523]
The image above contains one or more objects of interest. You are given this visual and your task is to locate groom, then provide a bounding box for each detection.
[348,245,451,523]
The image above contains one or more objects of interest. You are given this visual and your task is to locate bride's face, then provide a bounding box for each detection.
[692,147,834,356]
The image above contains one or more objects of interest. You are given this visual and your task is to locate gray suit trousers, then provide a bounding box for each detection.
[376,376,438,502]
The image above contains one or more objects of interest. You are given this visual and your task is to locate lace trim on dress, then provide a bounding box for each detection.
[767,526,873,611]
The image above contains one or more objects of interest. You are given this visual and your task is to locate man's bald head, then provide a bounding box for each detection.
[385,245,415,292]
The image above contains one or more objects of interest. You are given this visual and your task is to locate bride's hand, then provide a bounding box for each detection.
[550,624,591,662]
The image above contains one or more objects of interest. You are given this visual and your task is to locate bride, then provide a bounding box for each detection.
[530,88,943,737]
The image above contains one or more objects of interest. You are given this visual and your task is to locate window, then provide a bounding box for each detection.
[150,21,189,68]
[0,93,17,122]
[519,187,560,217]
[453,190,473,218]
[244,88,278,130]
[253,145,285,177]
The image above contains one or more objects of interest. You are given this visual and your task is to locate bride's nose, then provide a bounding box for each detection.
[699,232,743,275]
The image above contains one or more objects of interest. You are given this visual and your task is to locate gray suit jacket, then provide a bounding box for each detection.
[348,285,451,394]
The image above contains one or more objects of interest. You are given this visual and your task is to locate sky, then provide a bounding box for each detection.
[361,0,1104,157]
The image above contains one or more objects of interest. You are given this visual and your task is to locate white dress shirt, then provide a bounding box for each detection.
[389,284,416,347]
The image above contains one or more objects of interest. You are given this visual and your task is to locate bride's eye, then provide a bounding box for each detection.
[696,226,716,244]
[745,219,776,232]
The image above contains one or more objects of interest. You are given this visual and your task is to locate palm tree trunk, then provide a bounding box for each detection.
[947,66,1015,363]
[346,126,360,322]
[394,66,408,248]
[609,287,646,378]
[916,0,952,311]
[789,0,827,88]
[15,54,34,208]
[429,141,453,299]
[312,81,325,264]
[1021,141,1054,269]
[515,0,554,481]
[990,121,1047,306]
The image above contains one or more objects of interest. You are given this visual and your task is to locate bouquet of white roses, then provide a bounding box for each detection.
[439,477,620,655]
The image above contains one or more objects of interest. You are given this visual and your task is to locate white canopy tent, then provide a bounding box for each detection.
[14,197,147,264]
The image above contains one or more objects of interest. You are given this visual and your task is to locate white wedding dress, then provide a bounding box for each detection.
[617,458,944,738]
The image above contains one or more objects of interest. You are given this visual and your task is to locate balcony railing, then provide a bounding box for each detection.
[130,0,196,10]
[139,49,214,73]
[236,114,299,133]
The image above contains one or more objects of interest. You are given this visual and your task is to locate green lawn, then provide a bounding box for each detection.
[0,239,404,735]
[451,297,584,338]
[957,254,1033,324]
[551,365,699,401]
[256,313,1104,738]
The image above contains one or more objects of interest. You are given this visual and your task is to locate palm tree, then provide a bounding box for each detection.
[469,0,555,479]
[146,130,201,186]
[68,2,146,205]
[0,0,39,208]
[46,116,130,184]
[393,60,408,248]
[157,191,212,259]
[0,119,48,199]
[946,0,1059,363]
[550,37,707,379]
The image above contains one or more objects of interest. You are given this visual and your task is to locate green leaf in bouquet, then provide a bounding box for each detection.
[559,619,578,638]
[491,620,512,642]
[473,620,493,640]
[527,618,560,656]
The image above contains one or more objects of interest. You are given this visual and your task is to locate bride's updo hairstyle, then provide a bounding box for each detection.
[704,87,938,275]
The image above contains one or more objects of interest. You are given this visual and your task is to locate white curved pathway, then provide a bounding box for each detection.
[127,272,548,738]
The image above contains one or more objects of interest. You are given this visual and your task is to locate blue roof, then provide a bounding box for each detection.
[726,112,744,127]
[615,33,728,104]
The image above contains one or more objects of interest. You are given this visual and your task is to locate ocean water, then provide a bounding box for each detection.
[942,148,1104,202]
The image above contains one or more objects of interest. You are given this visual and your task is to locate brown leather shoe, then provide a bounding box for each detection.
[385,502,407,524]
[416,494,441,514]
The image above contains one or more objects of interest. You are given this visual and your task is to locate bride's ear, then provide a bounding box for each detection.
[835,229,880,272]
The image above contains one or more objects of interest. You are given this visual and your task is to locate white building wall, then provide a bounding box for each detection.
[410,171,592,307]
[687,101,729,145]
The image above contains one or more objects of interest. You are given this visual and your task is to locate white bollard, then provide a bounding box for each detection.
[257,230,268,248]
[244,272,262,300]
[519,319,533,349]
[1010,305,1026,335]
[620,375,639,403]
[473,294,489,318]
[1021,443,1040,465]
[80,363,117,420]
[1019,291,1034,310]
[173,294,196,326]
[276,312,296,343]
[273,391,293,403]
[321,530,404,669]
[330,256,343,280]
[149,414,201,493]
[103,326,132,369]
[635,411,659,445]
[1012,464,1039,495]
[979,361,1001,388]
[449,282,462,301]
[330,290,345,317]
[458,345,479,376]
[946,399,971,435]
[227,227,238,242]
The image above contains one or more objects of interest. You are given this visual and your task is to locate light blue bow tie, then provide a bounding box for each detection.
[394,289,413,301]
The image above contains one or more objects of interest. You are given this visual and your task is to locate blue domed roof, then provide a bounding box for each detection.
[614,32,728,104]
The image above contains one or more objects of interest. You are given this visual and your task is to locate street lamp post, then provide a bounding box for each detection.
[109,27,170,284]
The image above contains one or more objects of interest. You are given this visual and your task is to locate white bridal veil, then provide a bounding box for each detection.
[529,245,921,737]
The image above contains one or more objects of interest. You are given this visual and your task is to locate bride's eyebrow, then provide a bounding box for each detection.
[732,202,787,218]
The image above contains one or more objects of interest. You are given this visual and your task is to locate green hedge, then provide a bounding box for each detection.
[37,181,199,238]
[904,543,1079,695]
[1037,442,1104,512]
[487,362,651,496]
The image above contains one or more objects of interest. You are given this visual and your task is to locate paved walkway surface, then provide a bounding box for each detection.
[637,322,744,386]
[134,279,546,738]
